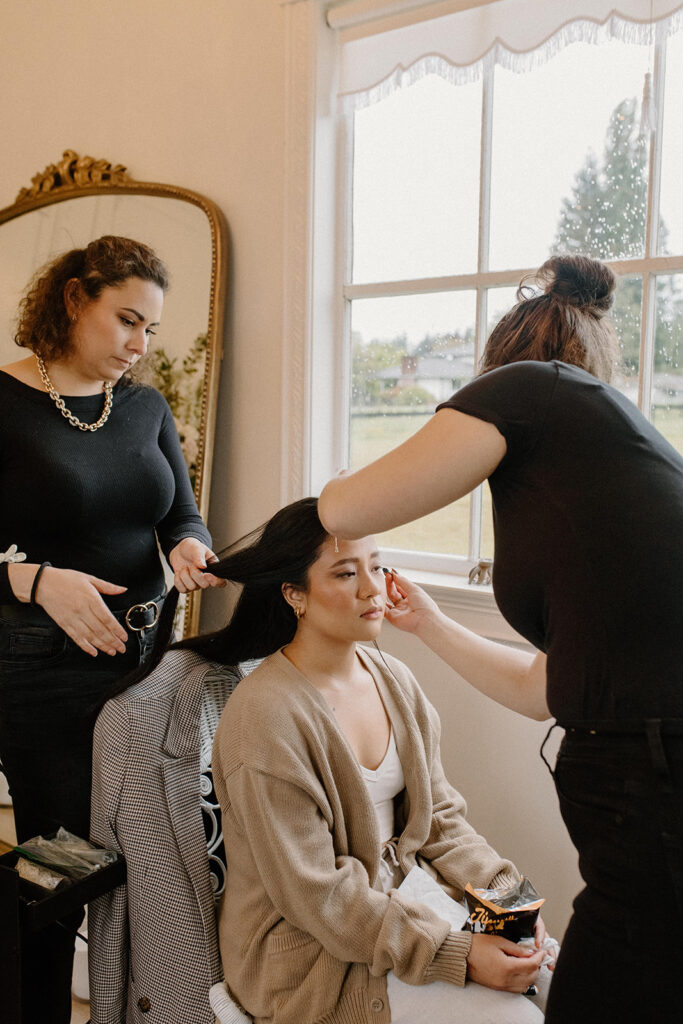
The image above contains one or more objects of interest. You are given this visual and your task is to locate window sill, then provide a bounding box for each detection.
[388,565,529,645]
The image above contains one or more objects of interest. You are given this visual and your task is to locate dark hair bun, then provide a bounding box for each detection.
[538,255,615,314]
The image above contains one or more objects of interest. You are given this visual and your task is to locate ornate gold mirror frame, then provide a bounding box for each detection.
[0,150,228,634]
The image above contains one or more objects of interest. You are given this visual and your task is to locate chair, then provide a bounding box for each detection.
[89,653,260,1024]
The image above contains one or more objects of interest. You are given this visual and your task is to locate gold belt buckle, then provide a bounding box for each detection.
[125,600,160,632]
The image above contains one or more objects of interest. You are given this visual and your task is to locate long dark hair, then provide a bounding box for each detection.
[102,497,328,705]
[480,255,620,382]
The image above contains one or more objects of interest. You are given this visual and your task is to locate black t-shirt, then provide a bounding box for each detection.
[437,361,683,723]
[0,372,211,609]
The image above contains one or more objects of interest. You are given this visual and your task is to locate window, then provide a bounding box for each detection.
[337,2,683,575]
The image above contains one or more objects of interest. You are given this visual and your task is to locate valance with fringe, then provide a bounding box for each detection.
[337,0,683,110]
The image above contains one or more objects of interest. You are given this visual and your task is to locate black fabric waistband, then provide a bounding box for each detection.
[0,593,165,630]
[559,718,683,736]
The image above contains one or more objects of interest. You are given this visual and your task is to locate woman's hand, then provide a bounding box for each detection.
[9,563,129,658]
[534,914,547,949]
[384,570,443,635]
[384,569,550,720]
[169,538,226,594]
[532,915,556,971]
[466,933,545,992]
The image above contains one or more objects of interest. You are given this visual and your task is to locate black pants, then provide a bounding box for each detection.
[0,604,158,1024]
[545,722,683,1023]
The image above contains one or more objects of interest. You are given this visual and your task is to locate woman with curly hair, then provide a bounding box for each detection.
[0,235,222,1023]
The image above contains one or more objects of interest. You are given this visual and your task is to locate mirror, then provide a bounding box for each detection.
[0,150,227,634]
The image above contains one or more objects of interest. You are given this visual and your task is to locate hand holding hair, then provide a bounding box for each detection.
[169,537,227,593]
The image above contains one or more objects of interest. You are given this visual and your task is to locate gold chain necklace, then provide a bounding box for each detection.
[36,356,113,432]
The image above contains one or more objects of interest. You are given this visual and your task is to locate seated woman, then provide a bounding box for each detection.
[191,497,551,1024]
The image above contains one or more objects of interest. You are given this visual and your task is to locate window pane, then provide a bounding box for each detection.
[490,39,650,270]
[350,292,476,556]
[352,75,481,283]
[487,286,518,336]
[612,274,642,405]
[481,484,494,563]
[652,273,683,454]
[659,31,683,254]
[480,287,521,563]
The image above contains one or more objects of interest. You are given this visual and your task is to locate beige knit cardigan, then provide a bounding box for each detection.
[212,646,518,1024]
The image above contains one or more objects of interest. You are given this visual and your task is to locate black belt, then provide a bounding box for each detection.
[0,593,164,633]
[561,718,683,736]
[115,598,163,632]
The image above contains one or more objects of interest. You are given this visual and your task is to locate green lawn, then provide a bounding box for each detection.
[349,411,492,559]
[653,406,683,453]
[350,406,683,559]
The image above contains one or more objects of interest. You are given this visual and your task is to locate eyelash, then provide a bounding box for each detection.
[336,566,383,579]
[120,316,156,336]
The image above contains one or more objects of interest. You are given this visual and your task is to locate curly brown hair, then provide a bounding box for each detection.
[480,255,620,383]
[14,235,169,361]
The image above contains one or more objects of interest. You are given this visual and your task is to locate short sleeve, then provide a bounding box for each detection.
[436,361,560,460]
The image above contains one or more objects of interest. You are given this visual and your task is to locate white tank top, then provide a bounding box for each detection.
[360,730,406,892]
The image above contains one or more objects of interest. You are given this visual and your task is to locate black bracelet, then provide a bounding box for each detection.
[30,561,52,606]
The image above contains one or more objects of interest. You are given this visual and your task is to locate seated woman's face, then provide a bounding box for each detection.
[300,535,386,644]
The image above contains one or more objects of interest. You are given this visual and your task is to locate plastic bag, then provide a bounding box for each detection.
[462,876,545,942]
[14,826,117,881]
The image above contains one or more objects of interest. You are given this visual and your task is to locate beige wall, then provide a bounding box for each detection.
[0,0,288,547]
[0,0,581,940]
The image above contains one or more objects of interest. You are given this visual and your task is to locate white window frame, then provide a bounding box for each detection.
[278,0,683,621]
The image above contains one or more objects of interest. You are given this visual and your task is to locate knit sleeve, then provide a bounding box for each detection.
[224,764,466,987]
[380,652,520,897]
[154,399,211,554]
[418,703,520,896]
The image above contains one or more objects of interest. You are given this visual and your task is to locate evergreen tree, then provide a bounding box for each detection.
[552,98,681,375]
[554,151,604,257]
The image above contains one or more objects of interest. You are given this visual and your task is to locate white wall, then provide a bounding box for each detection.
[0,0,581,940]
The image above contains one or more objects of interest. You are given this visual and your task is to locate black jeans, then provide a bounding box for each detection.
[0,602,159,1024]
[544,722,683,1023]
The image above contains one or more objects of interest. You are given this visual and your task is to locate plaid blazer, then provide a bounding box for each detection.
[88,650,243,1024]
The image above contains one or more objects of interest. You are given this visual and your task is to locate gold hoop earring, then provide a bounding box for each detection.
[294,606,305,621]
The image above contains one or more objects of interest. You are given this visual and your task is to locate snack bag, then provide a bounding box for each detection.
[462,876,545,942]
